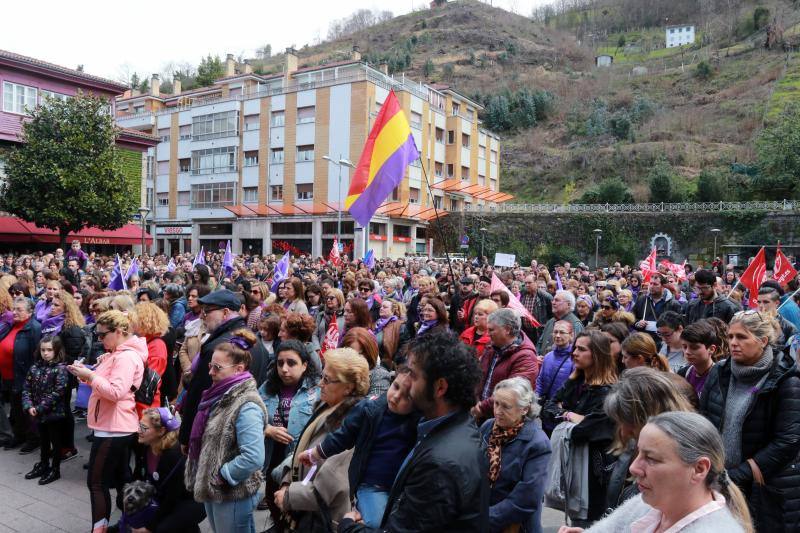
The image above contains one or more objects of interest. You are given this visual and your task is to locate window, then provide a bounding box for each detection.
[391,186,400,202]
[271,110,285,127]
[244,150,259,167]
[461,166,469,180]
[271,148,284,164]
[435,127,444,143]
[446,164,454,178]
[478,173,486,185]
[452,102,460,116]
[244,115,259,131]
[191,146,237,175]
[490,150,498,163]
[490,178,498,191]
[433,196,443,209]
[3,82,37,114]
[179,158,190,173]
[296,145,314,162]
[435,162,443,177]
[179,125,191,140]
[191,110,238,141]
[158,128,170,143]
[462,133,470,148]
[409,187,420,204]
[270,185,283,201]
[177,191,190,206]
[157,193,169,206]
[39,90,69,104]
[296,183,313,200]
[243,187,258,203]
[297,106,315,124]
[190,182,236,208]
[410,111,422,129]
[447,130,455,144]
[450,198,458,211]
[670,28,675,34]
[146,186,154,208]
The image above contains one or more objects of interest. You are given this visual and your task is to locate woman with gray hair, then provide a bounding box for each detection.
[559,412,752,533]
[480,376,551,533]
[700,310,800,532]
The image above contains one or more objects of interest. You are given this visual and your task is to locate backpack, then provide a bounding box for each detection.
[134,359,161,405]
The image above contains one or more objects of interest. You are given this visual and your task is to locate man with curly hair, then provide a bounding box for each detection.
[339,330,488,532]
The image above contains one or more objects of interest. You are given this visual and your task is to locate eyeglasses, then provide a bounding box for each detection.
[601,305,613,311]
[320,374,341,385]
[359,287,372,293]
[208,362,238,372]
[734,309,763,320]
[138,423,151,432]
[96,330,112,339]
[251,290,261,295]
[201,306,222,317]
[325,296,337,301]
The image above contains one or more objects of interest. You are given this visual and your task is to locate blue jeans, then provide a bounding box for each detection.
[204,493,259,533]
[356,484,389,528]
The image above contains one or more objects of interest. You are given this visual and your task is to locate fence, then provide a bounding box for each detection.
[465,200,797,214]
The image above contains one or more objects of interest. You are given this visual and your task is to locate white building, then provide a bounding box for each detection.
[666,25,695,48]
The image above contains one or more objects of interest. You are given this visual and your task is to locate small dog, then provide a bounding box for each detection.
[122,480,157,524]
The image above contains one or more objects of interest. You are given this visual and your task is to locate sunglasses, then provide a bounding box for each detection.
[601,305,613,310]
[96,330,112,339]
[208,362,237,372]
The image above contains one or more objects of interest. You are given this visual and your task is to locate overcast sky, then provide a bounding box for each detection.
[2,0,550,83]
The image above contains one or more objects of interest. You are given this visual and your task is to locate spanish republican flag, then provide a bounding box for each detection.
[346,90,419,227]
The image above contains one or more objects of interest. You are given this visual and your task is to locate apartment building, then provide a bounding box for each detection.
[116,47,509,258]
[0,49,157,250]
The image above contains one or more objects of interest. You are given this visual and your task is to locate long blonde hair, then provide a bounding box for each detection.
[56,290,86,328]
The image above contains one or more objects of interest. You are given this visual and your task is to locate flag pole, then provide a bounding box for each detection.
[419,161,455,287]
[779,286,800,310]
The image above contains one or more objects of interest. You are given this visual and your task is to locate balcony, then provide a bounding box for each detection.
[116,111,155,130]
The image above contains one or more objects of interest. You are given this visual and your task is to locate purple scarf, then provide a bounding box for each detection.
[417,319,438,336]
[40,313,65,336]
[374,315,397,334]
[188,372,252,461]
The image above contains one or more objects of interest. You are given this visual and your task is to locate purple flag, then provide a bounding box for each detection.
[108,255,127,291]
[223,240,235,278]
[192,246,206,268]
[167,258,176,272]
[271,252,290,292]
[556,271,564,291]
[364,249,375,271]
[125,257,139,281]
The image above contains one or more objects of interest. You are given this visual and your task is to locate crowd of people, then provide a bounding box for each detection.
[0,240,798,533]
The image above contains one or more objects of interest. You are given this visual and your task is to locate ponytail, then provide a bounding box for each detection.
[712,470,753,533]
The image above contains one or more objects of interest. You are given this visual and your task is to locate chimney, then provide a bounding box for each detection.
[150,74,160,96]
[173,76,182,95]
[225,53,236,77]
[379,61,389,74]
[285,47,298,81]
[351,45,362,61]
[243,60,253,74]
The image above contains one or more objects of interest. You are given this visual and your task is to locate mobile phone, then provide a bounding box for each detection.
[75,357,85,365]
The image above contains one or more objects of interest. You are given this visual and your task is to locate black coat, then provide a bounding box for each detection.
[700,351,800,532]
[10,318,42,393]
[140,445,206,532]
[178,316,247,445]
[340,410,489,533]
[58,324,85,364]
[684,294,740,325]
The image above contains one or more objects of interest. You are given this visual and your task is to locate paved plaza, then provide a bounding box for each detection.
[0,414,565,532]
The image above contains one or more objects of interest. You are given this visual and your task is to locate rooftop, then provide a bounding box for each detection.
[0,49,128,93]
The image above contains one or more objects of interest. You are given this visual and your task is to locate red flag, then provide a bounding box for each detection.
[659,259,687,281]
[639,248,657,282]
[739,247,767,307]
[774,245,798,287]
[490,273,541,328]
[329,238,342,267]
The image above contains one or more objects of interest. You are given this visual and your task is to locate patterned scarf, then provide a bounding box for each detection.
[487,419,525,485]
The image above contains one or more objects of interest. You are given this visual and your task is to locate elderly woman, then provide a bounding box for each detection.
[575,295,594,328]
[342,327,392,397]
[603,368,695,513]
[616,289,634,313]
[700,310,800,532]
[256,339,320,526]
[0,297,42,451]
[133,407,206,532]
[316,288,345,355]
[559,412,753,533]
[184,329,267,533]
[460,299,499,358]
[67,310,147,533]
[374,299,407,368]
[480,377,551,533]
[274,348,370,531]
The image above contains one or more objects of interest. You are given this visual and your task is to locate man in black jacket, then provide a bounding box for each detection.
[631,273,683,344]
[684,269,740,325]
[178,289,247,451]
[339,331,488,533]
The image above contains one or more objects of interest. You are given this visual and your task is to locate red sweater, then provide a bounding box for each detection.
[0,320,26,380]
[135,337,168,416]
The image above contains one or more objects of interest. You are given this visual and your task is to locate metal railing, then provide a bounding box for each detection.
[465,200,798,214]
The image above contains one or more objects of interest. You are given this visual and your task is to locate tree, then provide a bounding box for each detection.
[257,44,272,59]
[1,94,138,248]
[130,73,140,90]
[423,58,435,78]
[754,104,800,199]
[648,159,685,202]
[484,95,513,132]
[578,177,634,204]
[694,169,729,201]
[196,55,224,87]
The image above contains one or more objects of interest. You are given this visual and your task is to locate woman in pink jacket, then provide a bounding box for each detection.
[68,310,147,533]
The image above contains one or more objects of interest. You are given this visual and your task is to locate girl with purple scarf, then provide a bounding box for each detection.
[184,330,267,533]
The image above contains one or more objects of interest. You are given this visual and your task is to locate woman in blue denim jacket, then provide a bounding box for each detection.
[257,339,320,527]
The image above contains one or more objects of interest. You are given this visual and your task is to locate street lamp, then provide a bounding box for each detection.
[711,228,721,263]
[593,228,602,269]
[137,206,151,258]
[479,227,488,260]
[323,155,356,247]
